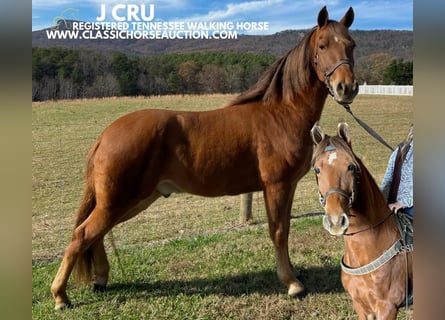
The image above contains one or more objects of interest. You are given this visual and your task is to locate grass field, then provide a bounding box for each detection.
[32,94,413,319]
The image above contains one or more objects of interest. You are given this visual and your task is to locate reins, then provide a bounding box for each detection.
[343,209,394,236]
[317,59,394,152]
[341,103,394,152]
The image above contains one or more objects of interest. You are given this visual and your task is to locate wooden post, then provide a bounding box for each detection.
[240,193,253,223]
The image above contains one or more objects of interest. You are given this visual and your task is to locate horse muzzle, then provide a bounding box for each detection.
[331,79,359,105]
[323,212,349,236]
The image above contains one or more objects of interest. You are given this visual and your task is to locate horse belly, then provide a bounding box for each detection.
[161,115,262,196]
[159,162,262,197]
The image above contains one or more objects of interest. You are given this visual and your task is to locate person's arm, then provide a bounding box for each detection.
[396,148,413,208]
[381,149,397,201]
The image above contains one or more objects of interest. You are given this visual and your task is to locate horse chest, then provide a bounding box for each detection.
[257,140,312,184]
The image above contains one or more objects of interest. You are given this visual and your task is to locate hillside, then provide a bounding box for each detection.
[32,23,412,61]
[32,23,412,101]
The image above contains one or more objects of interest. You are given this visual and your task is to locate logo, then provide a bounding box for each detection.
[52,8,79,29]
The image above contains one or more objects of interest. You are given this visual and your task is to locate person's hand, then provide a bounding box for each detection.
[388,202,403,213]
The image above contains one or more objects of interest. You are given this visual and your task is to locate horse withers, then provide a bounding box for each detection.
[310,122,413,320]
[51,6,358,310]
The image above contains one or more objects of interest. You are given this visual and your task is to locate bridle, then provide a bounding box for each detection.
[314,145,359,212]
[318,187,355,210]
[313,145,395,237]
[313,52,354,99]
[311,32,395,152]
[310,22,354,100]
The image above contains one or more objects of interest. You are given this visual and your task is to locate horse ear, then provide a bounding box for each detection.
[340,7,354,29]
[311,122,325,145]
[337,122,351,145]
[317,6,328,28]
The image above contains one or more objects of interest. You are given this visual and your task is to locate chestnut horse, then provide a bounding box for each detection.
[310,122,413,319]
[51,6,358,309]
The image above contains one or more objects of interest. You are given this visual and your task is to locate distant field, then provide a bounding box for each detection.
[32,94,413,319]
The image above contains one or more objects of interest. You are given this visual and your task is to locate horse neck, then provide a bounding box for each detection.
[343,161,399,265]
[262,28,328,123]
[230,30,329,130]
[354,163,390,223]
[280,38,328,119]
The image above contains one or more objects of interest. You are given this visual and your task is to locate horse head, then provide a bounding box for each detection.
[311,121,360,236]
[312,6,359,105]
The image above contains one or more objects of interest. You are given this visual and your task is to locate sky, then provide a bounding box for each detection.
[32,0,413,33]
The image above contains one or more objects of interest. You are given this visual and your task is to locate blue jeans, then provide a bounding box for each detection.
[402,206,413,217]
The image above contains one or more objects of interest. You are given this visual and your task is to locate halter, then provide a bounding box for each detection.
[314,145,398,237]
[315,145,359,211]
[319,187,354,209]
[313,53,353,98]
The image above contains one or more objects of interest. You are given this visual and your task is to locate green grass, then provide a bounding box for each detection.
[32,218,349,319]
[32,94,413,319]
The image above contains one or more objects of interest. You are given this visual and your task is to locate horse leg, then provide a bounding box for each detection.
[115,192,161,224]
[351,301,372,320]
[90,192,162,292]
[263,182,304,296]
[375,301,398,320]
[90,238,109,292]
[51,206,115,310]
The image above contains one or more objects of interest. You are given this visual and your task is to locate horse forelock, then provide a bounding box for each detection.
[312,135,358,168]
[327,21,354,45]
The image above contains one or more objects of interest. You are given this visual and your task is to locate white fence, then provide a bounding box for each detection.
[358,85,413,96]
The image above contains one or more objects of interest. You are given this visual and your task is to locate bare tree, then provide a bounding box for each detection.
[198,64,229,94]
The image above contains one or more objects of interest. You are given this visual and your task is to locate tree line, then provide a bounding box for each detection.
[32,47,412,101]
[32,47,275,101]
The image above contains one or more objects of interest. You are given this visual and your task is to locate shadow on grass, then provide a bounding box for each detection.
[105,264,343,299]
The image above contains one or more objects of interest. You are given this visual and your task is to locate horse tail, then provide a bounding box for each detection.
[73,139,99,285]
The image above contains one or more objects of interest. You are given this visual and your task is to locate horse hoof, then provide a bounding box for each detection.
[54,301,72,310]
[288,281,305,296]
[93,283,107,292]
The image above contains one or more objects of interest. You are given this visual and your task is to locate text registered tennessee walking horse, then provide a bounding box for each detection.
[51,6,359,309]
[310,122,413,320]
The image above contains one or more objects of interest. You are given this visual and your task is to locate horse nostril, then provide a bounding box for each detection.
[352,81,359,95]
[340,213,349,229]
[336,82,346,96]
[336,81,358,98]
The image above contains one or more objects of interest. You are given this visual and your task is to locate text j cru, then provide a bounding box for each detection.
[96,4,155,22]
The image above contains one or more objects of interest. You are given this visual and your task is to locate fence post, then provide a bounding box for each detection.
[240,193,253,223]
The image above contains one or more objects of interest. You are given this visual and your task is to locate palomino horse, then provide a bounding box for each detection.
[51,6,358,309]
[310,122,413,319]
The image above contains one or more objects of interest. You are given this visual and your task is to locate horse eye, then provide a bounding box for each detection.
[319,44,326,51]
[347,164,356,172]
[314,167,320,174]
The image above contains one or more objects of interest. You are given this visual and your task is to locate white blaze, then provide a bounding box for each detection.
[328,152,337,165]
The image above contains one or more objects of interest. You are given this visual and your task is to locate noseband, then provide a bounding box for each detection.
[319,187,354,209]
[313,53,353,99]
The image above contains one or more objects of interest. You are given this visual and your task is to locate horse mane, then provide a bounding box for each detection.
[228,28,316,107]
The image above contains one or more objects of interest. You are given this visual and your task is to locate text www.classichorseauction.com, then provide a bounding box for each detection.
[47,3,269,40]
